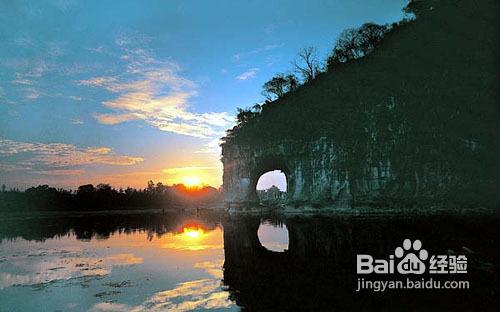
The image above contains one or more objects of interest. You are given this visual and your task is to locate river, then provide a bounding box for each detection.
[0,211,496,311]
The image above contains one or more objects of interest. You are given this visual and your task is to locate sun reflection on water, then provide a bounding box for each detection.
[159,224,222,251]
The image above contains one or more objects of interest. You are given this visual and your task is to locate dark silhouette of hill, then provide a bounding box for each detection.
[223,0,499,207]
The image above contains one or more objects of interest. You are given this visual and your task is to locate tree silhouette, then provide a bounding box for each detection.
[327,23,387,68]
[262,74,299,100]
[293,47,320,82]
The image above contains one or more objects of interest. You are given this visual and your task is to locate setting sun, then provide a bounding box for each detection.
[183,176,202,187]
[183,226,205,239]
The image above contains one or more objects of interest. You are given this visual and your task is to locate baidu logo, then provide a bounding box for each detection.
[357,239,467,275]
[395,239,428,274]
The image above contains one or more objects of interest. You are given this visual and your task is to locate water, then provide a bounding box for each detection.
[0,211,497,311]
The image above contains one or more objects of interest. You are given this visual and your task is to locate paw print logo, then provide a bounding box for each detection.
[395,239,428,274]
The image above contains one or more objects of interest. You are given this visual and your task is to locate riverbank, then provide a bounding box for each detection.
[228,205,498,217]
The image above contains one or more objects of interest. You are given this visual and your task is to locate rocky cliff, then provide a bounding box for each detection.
[221,0,499,209]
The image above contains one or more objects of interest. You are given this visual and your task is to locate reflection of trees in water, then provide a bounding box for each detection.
[0,212,222,242]
[223,215,497,311]
[1,211,496,310]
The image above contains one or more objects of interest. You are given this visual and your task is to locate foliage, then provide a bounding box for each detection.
[0,182,222,213]
[327,23,388,68]
[262,74,298,100]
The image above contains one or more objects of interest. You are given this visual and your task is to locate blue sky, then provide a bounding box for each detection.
[0,0,407,189]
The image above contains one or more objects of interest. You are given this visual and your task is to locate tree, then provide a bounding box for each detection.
[293,47,320,82]
[156,182,166,193]
[96,183,112,192]
[286,74,299,91]
[77,184,95,194]
[327,23,387,68]
[261,74,299,100]
[357,23,387,53]
[147,180,155,193]
[329,28,359,64]
[1,184,5,193]
[262,74,288,100]
[236,107,256,126]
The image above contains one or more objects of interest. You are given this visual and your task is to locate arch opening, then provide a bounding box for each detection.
[257,220,289,252]
[256,170,287,204]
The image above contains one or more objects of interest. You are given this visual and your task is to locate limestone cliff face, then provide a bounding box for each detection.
[221,0,499,208]
[222,137,393,207]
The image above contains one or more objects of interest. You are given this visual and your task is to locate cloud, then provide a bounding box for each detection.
[89,303,131,312]
[236,68,259,81]
[70,118,84,125]
[196,138,223,154]
[79,49,234,138]
[232,44,282,62]
[32,169,85,176]
[93,113,136,125]
[11,78,34,85]
[0,139,143,173]
[24,88,41,100]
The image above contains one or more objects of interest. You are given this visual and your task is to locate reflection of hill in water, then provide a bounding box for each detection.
[1,212,497,310]
[0,212,222,241]
[223,215,497,311]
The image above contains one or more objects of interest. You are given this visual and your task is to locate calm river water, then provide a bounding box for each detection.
[0,211,497,311]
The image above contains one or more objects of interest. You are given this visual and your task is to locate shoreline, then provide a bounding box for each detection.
[1,205,497,220]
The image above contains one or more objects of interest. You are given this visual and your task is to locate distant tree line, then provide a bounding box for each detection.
[0,181,221,213]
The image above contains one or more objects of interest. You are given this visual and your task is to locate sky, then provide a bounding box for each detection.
[0,0,407,190]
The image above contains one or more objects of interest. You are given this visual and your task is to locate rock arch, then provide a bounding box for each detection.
[249,156,292,203]
[222,138,361,208]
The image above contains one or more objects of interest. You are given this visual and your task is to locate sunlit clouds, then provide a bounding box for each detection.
[0,139,143,176]
[0,139,143,167]
[79,48,234,138]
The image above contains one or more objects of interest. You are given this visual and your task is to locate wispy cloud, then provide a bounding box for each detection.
[23,88,41,100]
[11,78,34,86]
[93,113,136,125]
[68,95,83,101]
[196,138,222,154]
[232,44,282,62]
[0,139,143,175]
[236,67,259,81]
[79,48,233,138]
[32,169,85,176]
[70,118,84,125]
